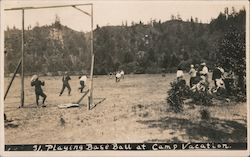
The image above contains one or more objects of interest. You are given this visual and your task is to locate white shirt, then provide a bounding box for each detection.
[189,68,197,77]
[200,66,208,75]
[216,78,225,88]
[120,70,124,75]
[176,70,184,78]
[116,73,121,78]
[80,75,87,82]
[218,67,225,74]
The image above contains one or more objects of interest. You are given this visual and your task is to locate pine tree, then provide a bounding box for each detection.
[218,26,246,94]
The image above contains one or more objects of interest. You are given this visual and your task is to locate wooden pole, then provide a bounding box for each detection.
[89,4,94,110]
[76,89,89,104]
[4,59,22,100]
[72,6,91,16]
[4,3,93,108]
[21,9,25,107]
[4,3,92,11]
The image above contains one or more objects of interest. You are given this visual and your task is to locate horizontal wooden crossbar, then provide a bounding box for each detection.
[4,3,92,11]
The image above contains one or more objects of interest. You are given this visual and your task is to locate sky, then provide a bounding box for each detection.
[1,0,248,32]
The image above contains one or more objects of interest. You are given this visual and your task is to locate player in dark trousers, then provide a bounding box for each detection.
[212,64,224,87]
[59,72,71,96]
[79,75,87,93]
[31,75,47,107]
[189,64,197,87]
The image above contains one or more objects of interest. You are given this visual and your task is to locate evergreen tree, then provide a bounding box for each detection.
[217,26,245,92]
[4,7,246,75]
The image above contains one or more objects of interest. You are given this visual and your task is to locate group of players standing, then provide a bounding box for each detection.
[109,70,125,82]
[30,72,87,107]
[30,63,229,107]
[176,62,229,93]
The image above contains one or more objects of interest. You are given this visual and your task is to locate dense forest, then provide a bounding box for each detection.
[4,7,245,75]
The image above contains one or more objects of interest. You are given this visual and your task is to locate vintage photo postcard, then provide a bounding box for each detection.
[0,0,249,156]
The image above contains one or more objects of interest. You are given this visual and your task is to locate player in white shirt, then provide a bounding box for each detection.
[120,70,125,79]
[199,62,209,82]
[176,67,184,81]
[116,71,121,82]
[79,75,87,93]
[200,63,208,75]
[176,67,186,85]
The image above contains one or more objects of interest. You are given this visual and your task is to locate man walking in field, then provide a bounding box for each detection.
[120,70,125,79]
[59,72,71,96]
[31,75,47,107]
[189,64,197,87]
[115,71,121,82]
[79,74,87,93]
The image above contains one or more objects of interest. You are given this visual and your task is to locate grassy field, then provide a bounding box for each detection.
[4,73,247,144]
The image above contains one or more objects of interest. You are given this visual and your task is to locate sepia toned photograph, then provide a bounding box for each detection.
[1,0,249,156]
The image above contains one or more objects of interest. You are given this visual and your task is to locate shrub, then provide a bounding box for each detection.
[190,90,213,106]
[167,80,190,112]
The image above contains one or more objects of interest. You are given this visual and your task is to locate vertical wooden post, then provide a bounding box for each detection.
[89,4,94,110]
[4,59,22,100]
[21,9,25,107]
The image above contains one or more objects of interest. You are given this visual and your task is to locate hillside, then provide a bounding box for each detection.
[4,8,245,75]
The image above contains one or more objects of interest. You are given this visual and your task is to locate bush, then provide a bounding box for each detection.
[190,90,213,106]
[167,80,190,112]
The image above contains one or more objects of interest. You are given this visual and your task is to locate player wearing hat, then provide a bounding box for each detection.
[31,75,47,107]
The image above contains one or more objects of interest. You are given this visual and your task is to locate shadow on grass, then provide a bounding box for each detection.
[5,120,19,128]
[138,117,247,143]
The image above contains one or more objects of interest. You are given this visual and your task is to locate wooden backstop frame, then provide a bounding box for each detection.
[4,3,95,110]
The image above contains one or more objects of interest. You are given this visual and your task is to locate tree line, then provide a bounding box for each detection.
[4,7,245,76]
